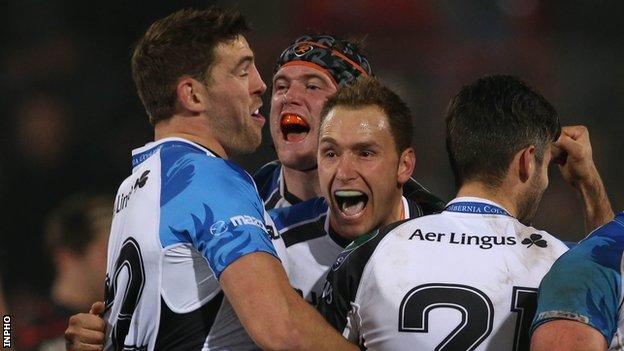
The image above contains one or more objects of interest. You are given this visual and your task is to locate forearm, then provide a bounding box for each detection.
[221,253,356,351]
[576,166,613,232]
[280,290,357,351]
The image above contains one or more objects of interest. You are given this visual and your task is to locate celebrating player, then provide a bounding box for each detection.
[65,8,355,351]
[531,128,618,350]
[254,34,443,213]
[270,77,428,304]
[318,75,613,350]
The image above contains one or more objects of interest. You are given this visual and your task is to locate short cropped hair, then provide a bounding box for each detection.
[445,74,560,188]
[320,77,413,154]
[45,193,112,255]
[132,8,249,125]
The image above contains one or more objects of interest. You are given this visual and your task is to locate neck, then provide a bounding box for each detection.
[282,166,321,201]
[51,267,101,312]
[456,181,518,217]
[154,115,228,159]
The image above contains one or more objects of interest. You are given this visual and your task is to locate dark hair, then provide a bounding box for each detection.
[45,193,112,255]
[320,77,412,154]
[445,74,560,188]
[132,8,249,125]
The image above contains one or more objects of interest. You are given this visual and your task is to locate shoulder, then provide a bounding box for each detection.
[554,215,624,273]
[160,145,256,196]
[402,177,446,215]
[332,219,411,283]
[531,215,624,342]
[270,197,327,230]
[270,197,328,246]
[253,160,281,193]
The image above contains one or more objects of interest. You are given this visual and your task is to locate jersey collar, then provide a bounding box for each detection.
[131,137,220,170]
[444,196,512,217]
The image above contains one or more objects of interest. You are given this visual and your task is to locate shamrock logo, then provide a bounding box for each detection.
[522,233,548,248]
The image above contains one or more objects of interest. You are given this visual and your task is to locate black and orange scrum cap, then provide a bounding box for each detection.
[274,34,373,87]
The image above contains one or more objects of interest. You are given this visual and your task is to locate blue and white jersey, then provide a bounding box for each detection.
[532,212,624,349]
[269,196,422,306]
[254,160,298,209]
[103,138,286,351]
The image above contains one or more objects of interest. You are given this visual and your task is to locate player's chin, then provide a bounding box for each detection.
[336,220,371,240]
[230,134,262,155]
[277,149,316,170]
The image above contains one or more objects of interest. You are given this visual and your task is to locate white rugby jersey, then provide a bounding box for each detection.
[103,138,287,350]
[318,196,568,351]
[270,196,421,305]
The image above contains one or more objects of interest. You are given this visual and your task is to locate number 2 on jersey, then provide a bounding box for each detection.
[398,283,537,351]
[104,237,146,350]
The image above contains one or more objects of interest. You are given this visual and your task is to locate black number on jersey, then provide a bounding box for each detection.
[398,284,538,351]
[104,237,146,350]
[510,287,538,351]
[399,283,494,351]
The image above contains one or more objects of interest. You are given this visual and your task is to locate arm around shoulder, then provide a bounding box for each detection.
[220,252,357,351]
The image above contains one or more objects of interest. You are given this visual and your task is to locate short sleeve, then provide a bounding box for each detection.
[158,147,278,279]
[531,234,623,343]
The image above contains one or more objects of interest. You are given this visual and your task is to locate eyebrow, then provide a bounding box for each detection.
[234,55,254,69]
[319,137,380,149]
[319,136,337,144]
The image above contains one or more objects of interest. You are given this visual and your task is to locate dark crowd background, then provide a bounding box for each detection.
[0,0,622,326]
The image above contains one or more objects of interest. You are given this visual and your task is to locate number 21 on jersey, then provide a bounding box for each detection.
[398,283,537,351]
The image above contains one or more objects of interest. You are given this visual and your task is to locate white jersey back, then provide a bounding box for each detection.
[318,197,568,351]
[103,138,286,350]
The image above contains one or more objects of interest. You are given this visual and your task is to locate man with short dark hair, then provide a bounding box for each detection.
[65,8,356,351]
[318,74,613,350]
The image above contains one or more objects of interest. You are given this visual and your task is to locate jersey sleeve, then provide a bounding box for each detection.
[159,148,278,279]
[531,233,623,343]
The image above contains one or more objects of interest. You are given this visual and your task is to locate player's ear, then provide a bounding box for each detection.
[175,77,207,114]
[397,147,415,187]
[517,145,536,183]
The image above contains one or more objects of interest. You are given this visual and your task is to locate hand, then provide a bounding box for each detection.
[554,125,598,188]
[65,301,106,351]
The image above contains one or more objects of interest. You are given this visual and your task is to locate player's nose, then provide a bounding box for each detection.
[250,64,267,96]
[282,82,305,107]
[335,154,358,182]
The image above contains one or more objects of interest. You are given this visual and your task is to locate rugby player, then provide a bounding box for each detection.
[65,8,355,351]
[531,148,619,350]
[255,34,444,213]
[270,77,428,304]
[318,75,613,350]
[530,213,622,351]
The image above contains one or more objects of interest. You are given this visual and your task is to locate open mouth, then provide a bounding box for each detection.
[334,190,368,217]
[280,113,310,142]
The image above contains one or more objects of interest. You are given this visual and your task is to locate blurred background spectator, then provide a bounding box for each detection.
[1,0,622,332]
[13,193,111,351]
